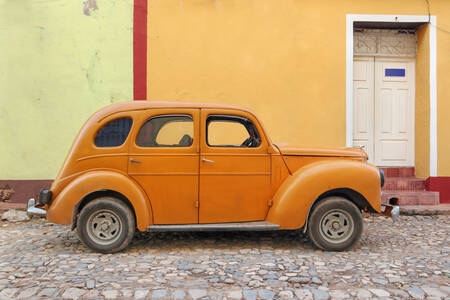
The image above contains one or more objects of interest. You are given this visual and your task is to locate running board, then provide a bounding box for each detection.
[148,221,280,232]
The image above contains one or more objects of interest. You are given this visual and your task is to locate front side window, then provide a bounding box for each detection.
[207,115,261,148]
[136,115,194,147]
[94,117,133,147]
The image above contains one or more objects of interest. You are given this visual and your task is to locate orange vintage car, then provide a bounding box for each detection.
[28,101,398,253]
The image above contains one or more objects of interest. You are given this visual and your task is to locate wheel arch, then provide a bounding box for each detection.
[302,188,373,233]
[266,159,381,230]
[46,170,153,231]
[71,190,137,230]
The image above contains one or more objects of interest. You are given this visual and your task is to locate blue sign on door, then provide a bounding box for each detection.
[385,68,406,77]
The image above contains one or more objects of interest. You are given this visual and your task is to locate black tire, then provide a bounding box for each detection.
[307,196,363,251]
[76,197,135,253]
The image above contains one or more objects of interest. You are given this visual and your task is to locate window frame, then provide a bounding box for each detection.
[205,114,262,149]
[135,114,195,148]
[93,116,133,148]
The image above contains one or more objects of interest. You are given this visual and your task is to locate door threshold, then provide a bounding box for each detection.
[148,221,280,232]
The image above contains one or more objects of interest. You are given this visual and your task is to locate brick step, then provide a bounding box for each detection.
[382,190,440,206]
[383,177,425,191]
[381,167,415,178]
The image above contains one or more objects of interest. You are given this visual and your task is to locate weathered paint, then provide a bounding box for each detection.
[0,0,133,180]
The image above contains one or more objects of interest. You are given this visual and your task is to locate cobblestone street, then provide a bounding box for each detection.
[0,215,449,299]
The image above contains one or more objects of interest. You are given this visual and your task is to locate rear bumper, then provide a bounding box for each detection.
[381,204,400,222]
[27,198,47,217]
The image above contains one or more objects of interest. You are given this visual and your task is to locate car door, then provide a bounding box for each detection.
[128,108,200,224]
[199,109,271,223]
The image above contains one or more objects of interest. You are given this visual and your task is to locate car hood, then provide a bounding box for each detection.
[274,143,368,159]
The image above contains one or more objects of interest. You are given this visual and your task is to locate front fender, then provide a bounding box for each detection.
[266,159,381,229]
[47,170,153,231]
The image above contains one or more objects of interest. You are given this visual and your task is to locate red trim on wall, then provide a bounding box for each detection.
[425,177,450,204]
[0,180,53,204]
[133,0,148,100]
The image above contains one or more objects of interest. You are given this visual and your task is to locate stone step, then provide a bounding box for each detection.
[380,167,415,178]
[382,190,440,206]
[383,177,425,191]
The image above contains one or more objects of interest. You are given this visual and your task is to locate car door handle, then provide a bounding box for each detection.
[201,158,215,163]
[130,158,142,164]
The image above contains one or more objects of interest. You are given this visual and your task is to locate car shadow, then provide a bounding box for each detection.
[128,230,315,252]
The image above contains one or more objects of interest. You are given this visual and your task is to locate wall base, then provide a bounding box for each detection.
[425,177,450,204]
[0,180,53,204]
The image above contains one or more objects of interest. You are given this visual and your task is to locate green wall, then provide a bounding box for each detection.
[0,0,133,179]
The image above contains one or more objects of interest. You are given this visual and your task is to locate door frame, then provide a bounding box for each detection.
[345,14,437,175]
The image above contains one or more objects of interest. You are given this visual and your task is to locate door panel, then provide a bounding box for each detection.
[353,57,414,167]
[199,109,271,223]
[353,57,375,163]
[128,109,200,225]
[374,58,414,166]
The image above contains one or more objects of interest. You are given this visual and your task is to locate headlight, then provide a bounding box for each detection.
[39,189,53,205]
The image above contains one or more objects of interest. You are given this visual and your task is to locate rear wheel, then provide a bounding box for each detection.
[308,196,363,251]
[77,197,135,253]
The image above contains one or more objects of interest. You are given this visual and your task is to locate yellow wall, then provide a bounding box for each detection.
[0,0,133,179]
[415,25,430,179]
[147,0,450,176]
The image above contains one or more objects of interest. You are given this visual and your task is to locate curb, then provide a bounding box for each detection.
[400,208,450,216]
[0,202,26,214]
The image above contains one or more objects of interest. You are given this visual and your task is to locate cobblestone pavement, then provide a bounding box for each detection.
[0,215,449,299]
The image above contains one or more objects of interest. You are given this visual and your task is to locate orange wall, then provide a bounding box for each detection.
[147,0,450,176]
[436,4,450,176]
[415,25,430,178]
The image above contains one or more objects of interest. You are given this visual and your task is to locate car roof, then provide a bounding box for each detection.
[104,100,253,112]
[94,101,256,121]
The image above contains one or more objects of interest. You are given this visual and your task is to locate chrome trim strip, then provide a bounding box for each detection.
[148,221,279,232]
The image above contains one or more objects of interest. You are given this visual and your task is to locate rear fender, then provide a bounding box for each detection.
[266,160,381,229]
[47,170,153,231]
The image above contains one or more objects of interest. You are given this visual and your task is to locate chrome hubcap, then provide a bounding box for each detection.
[319,209,354,244]
[87,210,122,245]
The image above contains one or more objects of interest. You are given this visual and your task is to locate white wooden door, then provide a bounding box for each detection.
[353,57,414,166]
[374,57,414,166]
[353,57,375,163]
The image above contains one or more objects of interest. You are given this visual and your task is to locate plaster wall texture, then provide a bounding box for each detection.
[147,0,450,177]
[0,0,133,179]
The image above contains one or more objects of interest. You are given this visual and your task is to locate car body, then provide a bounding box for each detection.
[28,101,398,253]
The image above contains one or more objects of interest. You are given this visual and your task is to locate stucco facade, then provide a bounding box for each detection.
[0,0,449,202]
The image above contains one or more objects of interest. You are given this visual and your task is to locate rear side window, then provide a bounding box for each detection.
[136,115,193,147]
[94,117,133,147]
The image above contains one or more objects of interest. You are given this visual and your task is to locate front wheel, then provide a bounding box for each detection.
[307,197,363,251]
[77,197,135,253]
